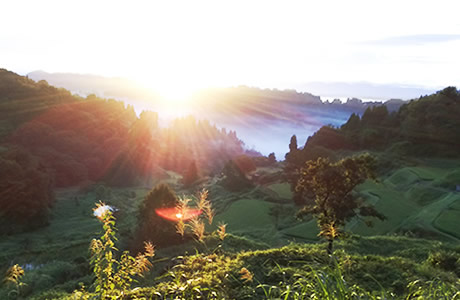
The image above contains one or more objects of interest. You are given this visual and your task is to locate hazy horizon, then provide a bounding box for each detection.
[25,69,440,103]
[1,0,459,102]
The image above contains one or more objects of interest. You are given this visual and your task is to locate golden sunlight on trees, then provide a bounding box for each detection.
[295,154,386,254]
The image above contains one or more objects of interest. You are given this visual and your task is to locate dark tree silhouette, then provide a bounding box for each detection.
[133,183,181,250]
[0,147,54,233]
[220,160,253,192]
[288,135,298,153]
[182,160,199,187]
[268,152,276,164]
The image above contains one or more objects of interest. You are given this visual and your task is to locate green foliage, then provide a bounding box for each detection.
[406,279,460,299]
[257,260,391,299]
[304,87,460,158]
[133,183,181,249]
[4,264,26,299]
[153,253,235,299]
[295,154,385,253]
[0,147,54,233]
[220,160,253,192]
[86,203,155,299]
[305,125,352,151]
[284,131,340,206]
[426,250,460,275]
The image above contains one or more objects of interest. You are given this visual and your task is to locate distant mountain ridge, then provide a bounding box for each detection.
[27,71,407,114]
[299,81,439,101]
[26,70,408,158]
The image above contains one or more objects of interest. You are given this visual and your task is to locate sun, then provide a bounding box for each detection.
[135,75,202,104]
[155,84,198,103]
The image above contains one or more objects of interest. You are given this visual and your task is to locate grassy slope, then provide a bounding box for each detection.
[0,185,153,262]
[209,159,460,244]
[1,158,460,298]
[266,182,293,199]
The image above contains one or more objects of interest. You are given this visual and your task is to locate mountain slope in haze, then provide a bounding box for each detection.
[27,71,407,158]
[1,69,247,188]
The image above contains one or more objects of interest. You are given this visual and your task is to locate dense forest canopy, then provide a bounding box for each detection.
[284,86,460,171]
[0,69,248,229]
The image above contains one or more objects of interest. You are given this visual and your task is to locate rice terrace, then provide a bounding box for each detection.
[1,1,460,299]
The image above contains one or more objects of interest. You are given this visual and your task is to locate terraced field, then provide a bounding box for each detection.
[253,161,460,243]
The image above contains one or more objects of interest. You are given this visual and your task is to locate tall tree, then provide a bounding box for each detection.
[295,153,385,254]
[182,160,199,187]
[288,135,298,153]
[284,134,309,205]
[268,152,276,164]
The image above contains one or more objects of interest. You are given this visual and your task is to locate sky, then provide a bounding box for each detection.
[1,0,460,99]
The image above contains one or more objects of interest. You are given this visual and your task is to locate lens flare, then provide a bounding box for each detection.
[155,207,202,222]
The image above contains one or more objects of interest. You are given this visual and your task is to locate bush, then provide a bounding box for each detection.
[220,160,253,192]
[133,183,182,249]
[427,250,460,275]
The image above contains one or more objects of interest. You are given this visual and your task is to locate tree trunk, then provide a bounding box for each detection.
[327,238,333,255]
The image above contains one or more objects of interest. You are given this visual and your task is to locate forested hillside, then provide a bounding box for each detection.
[287,86,460,165]
[0,70,247,231]
[1,69,459,299]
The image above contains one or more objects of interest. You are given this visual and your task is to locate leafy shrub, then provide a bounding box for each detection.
[427,250,460,275]
[133,183,182,249]
[75,202,155,299]
[220,160,253,192]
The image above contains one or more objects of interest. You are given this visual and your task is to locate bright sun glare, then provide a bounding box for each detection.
[136,77,200,104]
[156,85,197,103]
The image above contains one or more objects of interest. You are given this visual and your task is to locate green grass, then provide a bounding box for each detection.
[0,185,149,269]
[281,220,320,241]
[266,183,293,199]
[2,158,460,299]
[351,183,418,235]
[406,166,446,181]
[347,165,460,242]
[434,208,460,239]
[450,198,460,210]
[213,199,275,233]
[405,186,446,205]
[385,168,421,188]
